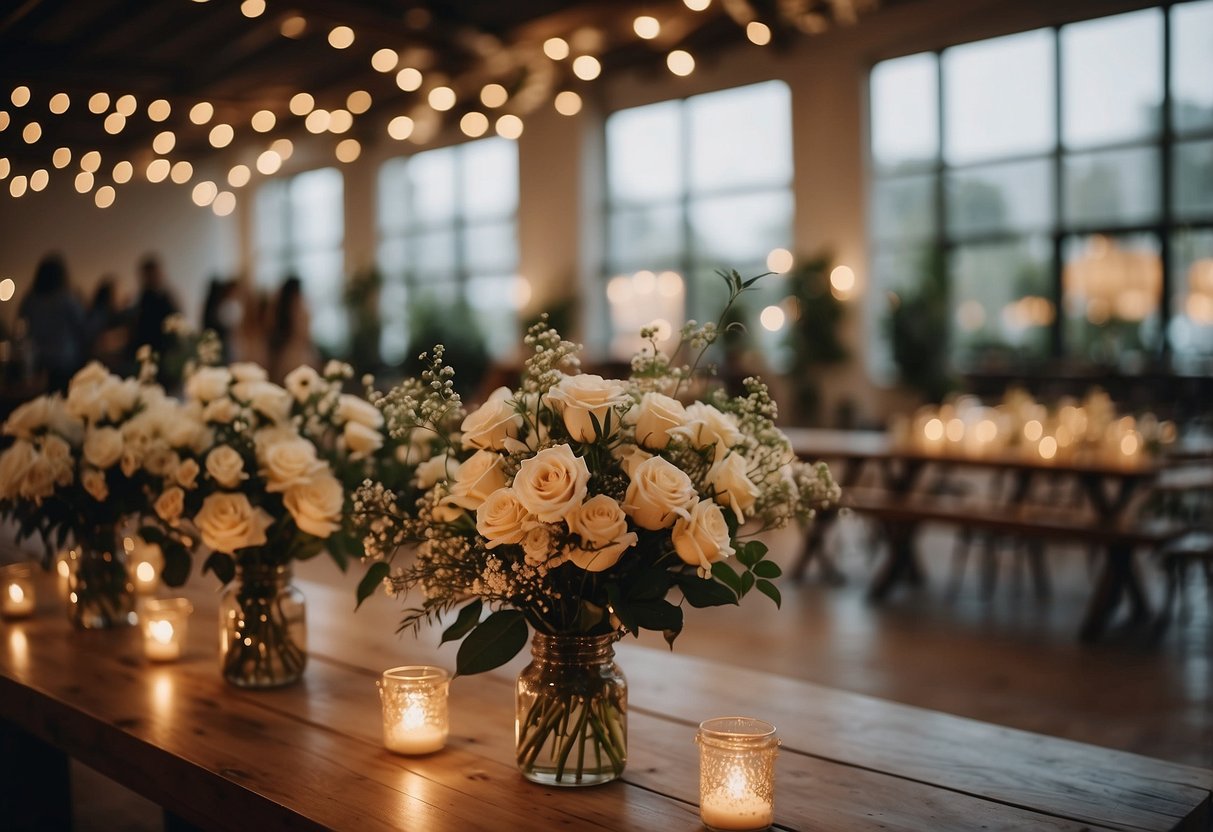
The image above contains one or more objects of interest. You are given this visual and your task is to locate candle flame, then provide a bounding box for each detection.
[135,561,156,584]
[402,703,425,730]
[149,620,175,644]
[57,559,70,578]
[725,768,748,799]
[7,583,24,604]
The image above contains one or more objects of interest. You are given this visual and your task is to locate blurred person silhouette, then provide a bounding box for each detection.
[230,282,270,369]
[17,253,86,391]
[269,276,318,382]
[202,278,240,363]
[85,275,131,371]
[129,254,179,360]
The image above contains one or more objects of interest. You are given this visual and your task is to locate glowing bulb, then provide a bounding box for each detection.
[23,121,42,143]
[0,278,14,301]
[212,190,236,216]
[112,161,133,184]
[1039,436,1057,460]
[634,270,656,294]
[115,94,136,115]
[460,111,488,137]
[256,150,282,175]
[657,271,683,297]
[480,83,507,108]
[103,112,125,134]
[543,37,569,60]
[146,158,170,183]
[945,418,964,443]
[170,160,193,184]
[9,175,27,198]
[270,137,293,159]
[387,115,414,140]
[924,418,944,442]
[554,91,582,116]
[280,15,306,38]
[80,151,101,172]
[135,561,156,584]
[633,16,660,39]
[830,265,856,298]
[228,164,250,187]
[1120,433,1139,456]
[240,0,265,17]
[192,180,217,206]
[495,113,523,139]
[94,185,115,208]
[0,158,7,179]
[335,138,361,163]
[328,25,355,49]
[8,584,24,603]
[428,86,456,111]
[396,68,423,92]
[328,108,353,133]
[1024,420,1043,442]
[88,92,110,114]
[189,102,213,124]
[152,131,175,154]
[11,86,30,107]
[975,419,997,444]
[74,171,92,192]
[49,92,70,114]
[147,98,171,121]
[27,168,47,192]
[766,248,793,274]
[209,123,234,147]
[372,48,399,73]
[289,92,314,116]
[667,50,695,76]
[251,110,275,132]
[347,90,372,114]
[684,0,711,9]
[760,305,786,331]
[746,21,772,45]
[305,109,330,133]
[572,55,601,80]
[0,112,7,131]
[52,147,72,169]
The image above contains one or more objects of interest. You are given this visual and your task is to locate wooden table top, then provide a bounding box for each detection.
[1,571,1210,831]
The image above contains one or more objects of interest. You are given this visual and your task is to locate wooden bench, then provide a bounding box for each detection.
[1,573,1210,831]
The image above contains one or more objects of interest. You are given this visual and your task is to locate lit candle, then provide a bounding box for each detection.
[55,552,71,599]
[129,539,163,595]
[141,598,192,662]
[378,666,450,755]
[1,566,35,619]
[697,717,779,832]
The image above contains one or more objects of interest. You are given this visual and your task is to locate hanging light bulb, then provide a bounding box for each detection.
[147,99,171,121]
[459,111,488,137]
[22,121,42,143]
[305,109,331,133]
[480,84,508,108]
[256,150,282,175]
[146,158,171,183]
[495,114,523,139]
[29,169,48,192]
[572,55,601,80]
[328,108,353,133]
[227,165,251,188]
[427,86,455,111]
[11,86,31,107]
[289,92,314,116]
[192,180,218,207]
[396,68,423,92]
[335,138,361,163]
[153,131,175,154]
[212,191,236,216]
[372,48,398,73]
[328,26,355,49]
[543,37,569,60]
[746,21,772,45]
[240,0,265,17]
[115,94,137,115]
[270,137,293,159]
[9,175,28,197]
[633,16,660,39]
[103,112,126,134]
[94,185,115,208]
[74,171,94,193]
[251,109,275,132]
[88,92,110,114]
[554,91,582,116]
[209,123,234,148]
[347,90,372,114]
[170,160,193,184]
[48,93,70,114]
[80,151,101,172]
[112,161,133,184]
[667,50,695,76]
[387,115,414,140]
[189,102,213,124]
[52,147,71,168]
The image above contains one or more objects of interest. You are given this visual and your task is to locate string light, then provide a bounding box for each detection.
[192,181,217,207]
[88,92,110,114]
[270,138,293,159]
[189,102,213,124]
[428,86,456,111]
[251,109,275,132]
[29,169,48,192]
[289,93,314,116]
[49,93,70,114]
[667,50,695,76]
[52,147,71,168]
[146,158,170,183]
[633,16,660,39]
[80,151,101,172]
[328,26,355,49]
[554,91,582,116]
[240,0,265,18]
[0,279,13,300]
[112,161,133,184]
[543,37,569,60]
[147,99,171,121]
[396,68,423,92]
[103,112,126,134]
[480,83,508,108]
[684,0,711,10]
[305,109,330,133]
[22,122,42,143]
[459,111,488,137]
[347,90,372,114]
[11,86,30,107]
[94,185,115,208]
[335,138,361,163]
[75,171,94,193]
[0,112,8,131]
[256,150,282,175]
[328,108,353,133]
[766,248,794,273]
[495,113,523,139]
[227,164,251,187]
[387,115,414,140]
[572,55,601,80]
[153,131,175,154]
[9,175,27,197]
[372,48,398,73]
[280,15,306,38]
[115,94,137,115]
[746,21,772,45]
[212,191,236,216]
[0,158,8,179]
[209,123,234,148]
[170,160,193,184]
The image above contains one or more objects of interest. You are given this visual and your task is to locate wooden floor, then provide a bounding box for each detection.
[21,517,1213,828]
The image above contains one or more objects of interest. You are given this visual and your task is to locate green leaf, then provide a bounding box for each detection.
[662,627,682,650]
[711,561,743,595]
[756,579,782,609]
[137,524,166,545]
[629,566,672,602]
[356,562,391,609]
[202,551,235,584]
[605,584,638,636]
[440,599,483,645]
[160,546,191,588]
[455,610,529,677]
[675,573,737,607]
[574,600,607,632]
[740,570,755,596]
[752,560,782,579]
[736,540,766,568]
[630,599,683,632]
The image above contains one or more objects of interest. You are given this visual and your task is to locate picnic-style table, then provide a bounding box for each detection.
[1,572,1211,831]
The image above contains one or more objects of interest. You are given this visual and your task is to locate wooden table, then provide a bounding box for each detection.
[1,573,1210,831]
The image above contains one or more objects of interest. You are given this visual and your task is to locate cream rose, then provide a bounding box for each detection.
[461,390,522,451]
[446,450,508,512]
[708,453,761,523]
[83,426,124,469]
[195,492,274,554]
[283,472,344,538]
[260,435,326,492]
[612,443,653,479]
[566,495,637,572]
[176,457,200,489]
[206,446,248,489]
[670,402,743,462]
[623,455,695,530]
[521,524,560,566]
[0,441,37,500]
[336,394,384,430]
[155,486,185,524]
[232,380,293,424]
[475,488,533,549]
[512,444,590,523]
[344,421,384,459]
[184,366,232,403]
[284,365,323,403]
[99,377,141,422]
[82,467,108,502]
[634,392,686,450]
[203,397,241,424]
[144,446,179,478]
[3,396,52,440]
[230,362,268,383]
[19,456,56,501]
[672,498,735,574]
[415,454,457,489]
[545,374,630,443]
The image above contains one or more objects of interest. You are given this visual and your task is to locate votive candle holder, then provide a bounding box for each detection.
[1,564,35,619]
[378,666,450,755]
[697,716,780,832]
[141,598,192,662]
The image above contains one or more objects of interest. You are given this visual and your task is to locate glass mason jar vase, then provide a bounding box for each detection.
[218,562,307,688]
[515,632,626,787]
[66,532,137,630]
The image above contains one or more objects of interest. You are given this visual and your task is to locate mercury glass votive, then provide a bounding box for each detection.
[141,598,192,662]
[378,666,450,755]
[697,717,780,832]
[1,565,36,619]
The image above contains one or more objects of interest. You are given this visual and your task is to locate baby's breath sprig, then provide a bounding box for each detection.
[522,314,581,394]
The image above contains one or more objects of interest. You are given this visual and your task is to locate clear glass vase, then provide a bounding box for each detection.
[218,562,307,688]
[65,534,137,630]
[515,632,627,787]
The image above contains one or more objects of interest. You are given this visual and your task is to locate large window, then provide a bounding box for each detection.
[377,138,521,362]
[869,2,1213,373]
[604,81,793,355]
[253,167,345,351]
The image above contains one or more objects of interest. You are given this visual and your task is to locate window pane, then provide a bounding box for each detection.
[464,221,517,275]
[408,147,457,226]
[377,158,410,233]
[1169,230,1213,361]
[377,236,407,281]
[866,244,935,381]
[412,228,457,277]
[295,249,346,350]
[253,181,289,268]
[461,138,518,220]
[379,281,410,365]
[1173,139,1213,220]
[1172,0,1213,135]
[1063,233,1162,361]
[608,203,684,272]
[689,190,793,266]
[871,174,936,243]
[687,81,791,192]
[1061,9,1163,149]
[943,29,1055,164]
[467,274,523,358]
[606,100,682,203]
[289,168,343,249]
[946,159,1052,237]
[870,53,939,172]
[1063,147,1160,226]
[951,237,1053,364]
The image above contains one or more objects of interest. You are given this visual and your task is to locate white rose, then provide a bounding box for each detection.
[0,441,37,499]
[3,396,52,440]
[99,377,140,422]
[82,467,108,502]
[545,374,630,443]
[475,488,533,549]
[176,457,200,489]
[83,426,124,469]
[672,499,735,574]
[184,366,232,403]
[69,361,109,391]
[669,402,743,462]
[195,492,274,554]
[144,446,179,478]
[167,409,207,450]
[203,397,242,424]
[19,455,57,501]
[121,449,141,478]
[566,495,637,572]
[336,394,384,430]
[415,454,457,489]
[446,450,508,512]
[344,421,384,459]
[230,362,268,382]
[206,446,248,489]
[46,396,83,444]
[155,486,185,524]
[461,392,522,451]
[612,444,653,479]
[260,435,326,492]
[708,453,761,523]
[521,524,560,566]
[512,444,591,523]
[623,455,695,530]
[284,365,323,403]
[39,434,73,488]
[283,472,344,538]
[232,380,292,424]
[634,392,687,450]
